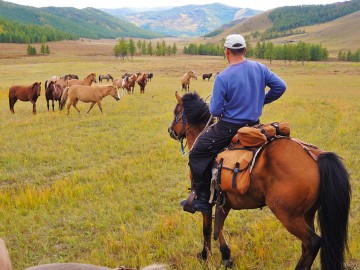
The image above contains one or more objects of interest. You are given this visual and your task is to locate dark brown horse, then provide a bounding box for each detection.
[202,73,212,81]
[137,73,148,94]
[147,73,153,82]
[9,82,41,114]
[45,81,64,111]
[168,91,351,270]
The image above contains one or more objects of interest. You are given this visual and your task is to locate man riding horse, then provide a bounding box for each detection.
[181,34,286,213]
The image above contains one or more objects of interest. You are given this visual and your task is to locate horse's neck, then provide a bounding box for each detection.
[185,124,206,150]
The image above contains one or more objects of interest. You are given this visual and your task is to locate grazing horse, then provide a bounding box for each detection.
[67,73,97,87]
[45,81,64,111]
[147,73,153,82]
[9,82,41,114]
[60,85,120,115]
[202,73,212,81]
[137,73,148,94]
[168,91,351,270]
[122,74,138,94]
[181,70,197,91]
[98,74,113,83]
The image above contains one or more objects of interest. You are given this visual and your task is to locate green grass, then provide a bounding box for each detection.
[0,53,359,269]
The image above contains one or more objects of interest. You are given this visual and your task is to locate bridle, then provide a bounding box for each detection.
[168,107,188,141]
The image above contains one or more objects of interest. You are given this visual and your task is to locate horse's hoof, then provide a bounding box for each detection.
[222,259,234,269]
[197,250,207,261]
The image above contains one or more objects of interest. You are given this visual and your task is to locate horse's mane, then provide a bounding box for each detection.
[182,92,211,125]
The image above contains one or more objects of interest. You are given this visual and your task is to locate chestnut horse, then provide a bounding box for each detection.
[9,82,41,114]
[67,73,97,87]
[60,85,120,115]
[122,74,138,94]
[45,81,64,111]
[181,70,197,91]
[168,91,351,270]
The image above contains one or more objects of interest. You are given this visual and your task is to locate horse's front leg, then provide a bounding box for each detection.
[87,102,96,114]
[198,212,212,261]
[215,204,233,268]
[52,99,55,111]
[30,100,37,114]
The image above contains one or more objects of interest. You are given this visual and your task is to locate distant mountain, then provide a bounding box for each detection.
[102,3,262,37]
[0,0,163,40]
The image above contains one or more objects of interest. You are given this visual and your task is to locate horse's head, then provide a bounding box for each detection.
[168,91,186,141]
[109,85,120,101]
[88,73,97,83]
[168,91,212,141]
[33,82,41,97]
[189,70,197,80]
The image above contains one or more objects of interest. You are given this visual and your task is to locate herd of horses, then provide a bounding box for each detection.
[8,70,214,114]
[7,72,155,114]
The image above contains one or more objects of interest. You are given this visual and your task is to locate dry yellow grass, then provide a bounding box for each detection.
[0,40,359,269]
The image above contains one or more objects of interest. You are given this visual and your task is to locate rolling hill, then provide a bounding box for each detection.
[0,0,163,39]
[102,3,262,37]
[206,0,360,56]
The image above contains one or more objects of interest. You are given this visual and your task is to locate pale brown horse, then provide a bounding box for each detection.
[168,92,351,270]
[45,81,64,111]
[66,73,97,87]
[9,82,41,114]
[181,70,197,91]
[0,238,12,270]
[60,85,120,115]
[137,73,148,94]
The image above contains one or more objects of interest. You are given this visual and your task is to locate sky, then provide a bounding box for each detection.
[5,0,347,11]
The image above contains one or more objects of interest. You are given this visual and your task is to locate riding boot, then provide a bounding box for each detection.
[180,183,212,214]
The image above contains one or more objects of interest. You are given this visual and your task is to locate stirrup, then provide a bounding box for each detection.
[181,190,196,214]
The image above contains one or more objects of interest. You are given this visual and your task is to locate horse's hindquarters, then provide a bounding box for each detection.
[251,138,320,212]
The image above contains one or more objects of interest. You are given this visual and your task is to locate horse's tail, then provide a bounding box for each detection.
[317,152,351,270]
[59,87,69,110]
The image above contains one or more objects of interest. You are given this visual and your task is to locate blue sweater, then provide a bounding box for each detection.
[210,60,286,124]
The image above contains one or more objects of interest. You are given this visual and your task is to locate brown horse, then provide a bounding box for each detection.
[45,81,64,111]
[168,91,351,270]
[60,85,120,115]
[181,70,197,91]
[137,73,148,94]
[9,82,41,114]
[67,73,97,87]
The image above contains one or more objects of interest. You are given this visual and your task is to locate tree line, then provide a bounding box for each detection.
[183,40,329,64]
[0,17,76,43]
[338,49,360,62]
[113,38,177,59]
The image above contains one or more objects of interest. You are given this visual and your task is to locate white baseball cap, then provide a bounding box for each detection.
[224,34,246,49]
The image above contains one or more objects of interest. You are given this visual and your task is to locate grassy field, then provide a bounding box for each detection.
[0,40,359,270]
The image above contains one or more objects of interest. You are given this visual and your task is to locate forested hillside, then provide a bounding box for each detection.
[0,17,76,43]
[0,0,162,42]
[263,0,360,39]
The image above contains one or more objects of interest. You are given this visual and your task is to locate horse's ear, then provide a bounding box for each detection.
[175,91,182,104]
